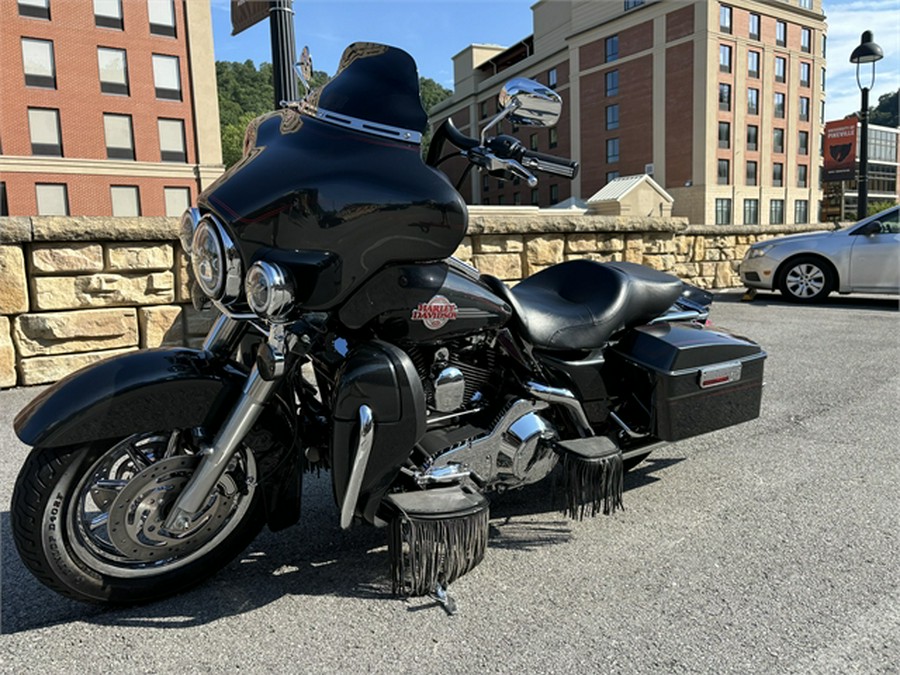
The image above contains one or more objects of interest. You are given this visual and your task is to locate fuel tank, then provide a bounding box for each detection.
[338,261,512,342]
[197,44,468,311]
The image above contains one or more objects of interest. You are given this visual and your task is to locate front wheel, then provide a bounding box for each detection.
[11,430,265,604]
[778,256,834,303]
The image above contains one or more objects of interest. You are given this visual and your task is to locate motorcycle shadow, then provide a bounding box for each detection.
[1,456,682,633]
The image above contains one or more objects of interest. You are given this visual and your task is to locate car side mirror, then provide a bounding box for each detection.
[859,221,882,236]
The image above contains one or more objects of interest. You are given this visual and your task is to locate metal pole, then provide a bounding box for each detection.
[270,0,298,108]
[857,86,869,220]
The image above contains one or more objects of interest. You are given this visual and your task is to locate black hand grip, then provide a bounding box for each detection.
[520,149,579,179]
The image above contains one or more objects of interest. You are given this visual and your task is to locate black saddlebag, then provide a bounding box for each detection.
[608,323,765,442]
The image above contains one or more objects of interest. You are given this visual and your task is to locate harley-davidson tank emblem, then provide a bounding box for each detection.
[411,295,459,330]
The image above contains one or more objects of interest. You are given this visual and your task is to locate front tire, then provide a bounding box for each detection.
[778,256,834,303]
[11,431,265,604]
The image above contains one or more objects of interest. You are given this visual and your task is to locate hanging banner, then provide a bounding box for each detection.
[823,119,858,182]
[231,0,270,36]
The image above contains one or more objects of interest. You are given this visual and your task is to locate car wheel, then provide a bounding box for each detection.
[778,256,834,303]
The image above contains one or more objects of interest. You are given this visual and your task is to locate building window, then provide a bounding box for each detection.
[773,128,784,154]
[548,127,558,149]
[799,0,812,8]
[715,198,732,225]
[719,83,731,111]
[530,133,538,151]
[822,34,827,58]
[103,113,134,160]
[718,159,730,185]
[747,125,758,151]
[606,171,620,183]
[718,121,730,149]
[28,107,62,156]
[148,0,176,37]
[776,21,786,47]
[774,92,785,118]
[19,0,50,19]
[158,118,186,162]
[152,54,181,100]
[94,0,123,29]
[0,183,8,216]
[606,104,619,131]
[773,163,784,187]
[775,57,786,83]
[605,35,619,63]
[801,27,811,53]
[820,67,826,92]
[21,38,56,89]
[797,165,808,188]
[799,62,810,88]
[799,131,809,155]
[800,96,810,121]
[548,67,557,88]
[35,183,69,215]
[531,188,539,205]
[605,70,619,96]
[795,199,809,224]
[720,5,732,33]
[111,186,140,216]
[719,45,732,73]
[746,161,758,186]
[770,199,784,225]
[747,88,759,115]
[164,187,191,216]
[749,13,760,40]
[482,174,490,193]
[744,199,759,225]
[513,192,521,205]
[549,184,559,205]
[819,100,825,124]
[606,138,620,163]
[480,101,488,120]
[624,0,645,10]
[748,51,760,78]
[97,47,129,95]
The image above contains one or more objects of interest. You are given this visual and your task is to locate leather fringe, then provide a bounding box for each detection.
[561,450,624,520]
[389,507,489,597]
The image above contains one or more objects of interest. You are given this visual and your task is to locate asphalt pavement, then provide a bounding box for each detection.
[1,290,898,673]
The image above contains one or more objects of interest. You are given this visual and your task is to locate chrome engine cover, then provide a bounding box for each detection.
[427,399,558,489]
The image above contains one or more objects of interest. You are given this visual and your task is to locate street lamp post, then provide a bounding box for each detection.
[849,30,883,220]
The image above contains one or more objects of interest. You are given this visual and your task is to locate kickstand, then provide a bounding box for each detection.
[432,574,458,616]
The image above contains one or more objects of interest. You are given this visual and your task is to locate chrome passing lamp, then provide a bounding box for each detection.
[849,31,883,220]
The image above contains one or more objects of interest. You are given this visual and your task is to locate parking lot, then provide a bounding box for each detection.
[1,290,898,673]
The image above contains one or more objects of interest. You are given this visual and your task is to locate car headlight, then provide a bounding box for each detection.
[190,215,242,302]
[245,261,294,322]
[747,244,775,259]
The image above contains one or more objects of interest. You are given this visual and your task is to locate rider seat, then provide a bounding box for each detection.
[482,260,684,351]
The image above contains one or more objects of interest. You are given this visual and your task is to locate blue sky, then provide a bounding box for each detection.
[209,0,899,122]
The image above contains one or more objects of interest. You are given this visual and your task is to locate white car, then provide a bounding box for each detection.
[740,205,900,302]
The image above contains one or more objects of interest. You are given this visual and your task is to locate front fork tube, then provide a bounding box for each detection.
[164,315,279,531]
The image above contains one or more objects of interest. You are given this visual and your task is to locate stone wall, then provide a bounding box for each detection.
[0,209,828,388]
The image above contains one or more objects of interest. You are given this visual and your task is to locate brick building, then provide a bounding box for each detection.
[0,0,222,217]
[432,0,828,225]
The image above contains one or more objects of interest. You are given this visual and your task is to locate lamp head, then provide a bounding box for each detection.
[850,31,883,64]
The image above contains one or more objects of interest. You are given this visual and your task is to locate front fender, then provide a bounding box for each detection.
[14,348,247,448]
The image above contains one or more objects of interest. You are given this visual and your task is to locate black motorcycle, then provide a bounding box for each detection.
[11,43,765,604]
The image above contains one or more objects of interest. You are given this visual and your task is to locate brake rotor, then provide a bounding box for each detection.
[107,455,240,563]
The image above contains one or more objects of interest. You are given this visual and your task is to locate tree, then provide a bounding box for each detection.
[419,77,452,155]
[869,89,898,128]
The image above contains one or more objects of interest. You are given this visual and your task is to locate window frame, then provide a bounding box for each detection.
[746,160,758,186]
[605,35,619,63]
[152,53,182,101]
[719,83,732,111]
[715,198,732,225]
[743,198,759,225]
[775,56,786,84]
[773,128,785,154]
[93,0,123,30]
[776,20,787,47]
[148,0,176,37]
[110,185,141,216]
[770,199,785,225]
[718,121,731,149]
[605,70,619,97]
[749,13,760,40]
[748,50,760,79]
[720,5,732,33]
[719,44,732,73]
[28,107,63,156]
[103,113,135,160]
[35,183,69,216]
[774,92,786,119]
[717,159,730,185]
[606,138,620,164]
[18,0,50,20]
[97,47,129,96]
[747,125,759,151]
[773,163,784,187]
[606,104,620,131]
[21,37,56,89]
[747,88,759,115]
[158,117,187,163]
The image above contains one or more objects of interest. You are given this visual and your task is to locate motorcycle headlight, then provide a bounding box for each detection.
[245,261,294,322]
[191,215,242,302]
[179,207,201,254]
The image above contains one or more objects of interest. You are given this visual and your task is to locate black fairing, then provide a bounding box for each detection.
[331,341,426,524]
[198,43,467,311]
[338,262,512,342]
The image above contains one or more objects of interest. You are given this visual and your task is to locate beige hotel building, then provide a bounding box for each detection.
[0,0,223,217]
[432,0,828,225]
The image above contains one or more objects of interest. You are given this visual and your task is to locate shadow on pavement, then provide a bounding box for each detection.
[1,452,682,634]
[714,290,898,311]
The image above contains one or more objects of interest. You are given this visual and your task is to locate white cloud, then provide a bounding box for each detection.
[822,0,900,122]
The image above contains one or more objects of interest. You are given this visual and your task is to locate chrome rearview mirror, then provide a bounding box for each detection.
[481,78,562,143]
[499,78,562,127]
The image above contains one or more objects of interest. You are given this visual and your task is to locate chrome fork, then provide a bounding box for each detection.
[164,316,281,532]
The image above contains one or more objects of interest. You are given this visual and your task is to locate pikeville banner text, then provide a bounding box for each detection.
[823,119,858,182]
